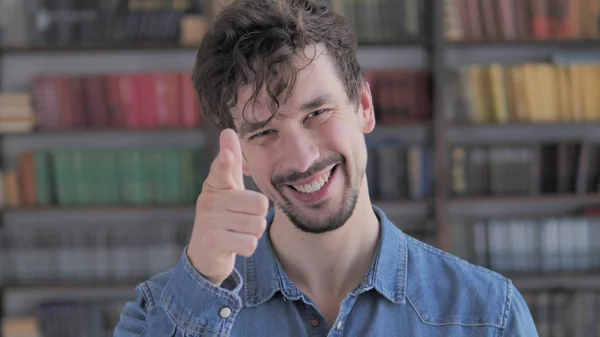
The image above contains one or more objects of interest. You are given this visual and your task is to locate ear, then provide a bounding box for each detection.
[359,80,376,134]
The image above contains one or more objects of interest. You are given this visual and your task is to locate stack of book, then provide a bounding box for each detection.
[0,93,35,134]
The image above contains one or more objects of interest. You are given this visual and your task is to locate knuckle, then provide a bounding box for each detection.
[251,216,267,236]
[196,192,220,211]
[241,236,258,256]
[257,194,270,213]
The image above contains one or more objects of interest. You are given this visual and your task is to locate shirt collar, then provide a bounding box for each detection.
[243,204,408,307]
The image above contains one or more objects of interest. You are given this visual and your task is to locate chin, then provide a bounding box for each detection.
[279,186,359,234]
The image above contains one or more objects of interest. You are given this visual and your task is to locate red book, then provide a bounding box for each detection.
[155,72,182,128]
[414,71,431,121]
[531,0,550,39]
[106,75,125,128]
[31,76,63,130]
[139,73,157,128]
[83,75,109,128]
[70,77,86,128]
[59,76,76,129]
[118,74,138,129]
[180,72,204,128]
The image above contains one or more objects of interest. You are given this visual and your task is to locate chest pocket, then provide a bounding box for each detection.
[146,306,177,337]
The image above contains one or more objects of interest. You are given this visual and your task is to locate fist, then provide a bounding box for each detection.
[187,129,269,286]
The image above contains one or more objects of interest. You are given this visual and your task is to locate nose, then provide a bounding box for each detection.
[279,129,320,174]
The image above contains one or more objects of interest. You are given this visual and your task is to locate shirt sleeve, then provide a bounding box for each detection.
[501,284,539,337]
[114,247,244,336]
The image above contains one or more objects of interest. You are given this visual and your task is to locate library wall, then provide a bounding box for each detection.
[0,0,599,336]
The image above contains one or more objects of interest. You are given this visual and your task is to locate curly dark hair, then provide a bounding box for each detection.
[191,0,365,131]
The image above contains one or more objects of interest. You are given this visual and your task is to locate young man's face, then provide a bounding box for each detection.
[233,44,376,234]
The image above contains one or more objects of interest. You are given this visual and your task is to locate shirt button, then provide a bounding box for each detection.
[336,321,343,329]
[219,306,232,318]
[309,318,320,327]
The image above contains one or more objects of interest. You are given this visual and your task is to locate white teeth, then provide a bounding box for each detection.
[291,169,333,194]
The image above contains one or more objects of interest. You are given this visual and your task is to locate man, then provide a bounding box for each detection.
[115,0,538,336]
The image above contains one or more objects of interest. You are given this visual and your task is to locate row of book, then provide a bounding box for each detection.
[316,0,426,43]
[30,71,203,132]
[2,301,124,337]
[0,0,206,48]
[444,0,600,42]
[0,148,209,209]
[0,217,434,287]
[365,143,433,201]
[450,61,600,124]
[450,143,600,197]
[365,70,431,125]
[522,290,600,337]
[0,221,190,284]
[450,216,600,275]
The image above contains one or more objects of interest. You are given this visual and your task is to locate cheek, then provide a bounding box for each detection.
[321,116,362,156]
[244,147,274,183]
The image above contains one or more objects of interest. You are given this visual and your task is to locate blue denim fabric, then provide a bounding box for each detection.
[114,205,538,336]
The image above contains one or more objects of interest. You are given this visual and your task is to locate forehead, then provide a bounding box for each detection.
[231,44,345,127]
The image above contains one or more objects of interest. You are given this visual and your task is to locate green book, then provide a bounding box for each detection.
[34,151,52,206]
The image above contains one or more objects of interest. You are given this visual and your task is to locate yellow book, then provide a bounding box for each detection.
[503,66,517,122]
[592,64,600,121]
[3,170,20,208]
[489,63,509,123]
[468,66,488,124]
[583,64,595,120]
[511,65,528,122]
[532,63,548,123]
[569,65,583,122]
[557,66,572,122]
[549,65,560,122]
[540,64,556,122]
[522,63,537,122]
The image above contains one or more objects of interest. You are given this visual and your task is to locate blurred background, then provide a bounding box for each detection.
[0,0,599,336]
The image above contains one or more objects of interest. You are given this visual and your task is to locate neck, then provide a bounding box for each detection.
[269,178,380,299]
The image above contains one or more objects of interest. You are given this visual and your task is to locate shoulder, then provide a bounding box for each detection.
[403,234,515,329]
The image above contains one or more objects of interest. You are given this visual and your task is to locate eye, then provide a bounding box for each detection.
[306,109,328,119]
[249,129,275,139]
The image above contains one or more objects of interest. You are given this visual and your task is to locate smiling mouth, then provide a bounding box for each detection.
[289,165,337,194]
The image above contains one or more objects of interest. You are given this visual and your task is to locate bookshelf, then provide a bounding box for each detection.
[1,0,600,335]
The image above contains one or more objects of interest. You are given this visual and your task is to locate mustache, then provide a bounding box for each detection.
[272,154,344,185]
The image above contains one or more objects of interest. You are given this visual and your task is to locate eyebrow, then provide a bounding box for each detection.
[237,94,336,138]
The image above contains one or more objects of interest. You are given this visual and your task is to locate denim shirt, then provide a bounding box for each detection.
[114,205,538,337]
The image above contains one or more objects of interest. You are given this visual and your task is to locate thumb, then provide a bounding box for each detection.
[209,128,245,190]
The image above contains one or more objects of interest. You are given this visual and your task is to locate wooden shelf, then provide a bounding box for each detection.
[374,200,431,218]
[0,281,140,290]
[1,41,427,54]
[446,40,600,67]
[366,123,430,145]
[448,194,600,218]
[1,43,198,53]
[4,200,430,223]
[2,283,137,316]
[447,122,600,144]
[449,39,600,48]
[3,205,196,224]
[1,128,208,153]
[510,273,600,291]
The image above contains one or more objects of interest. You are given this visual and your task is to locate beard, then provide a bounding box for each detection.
[270,154,363,234]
